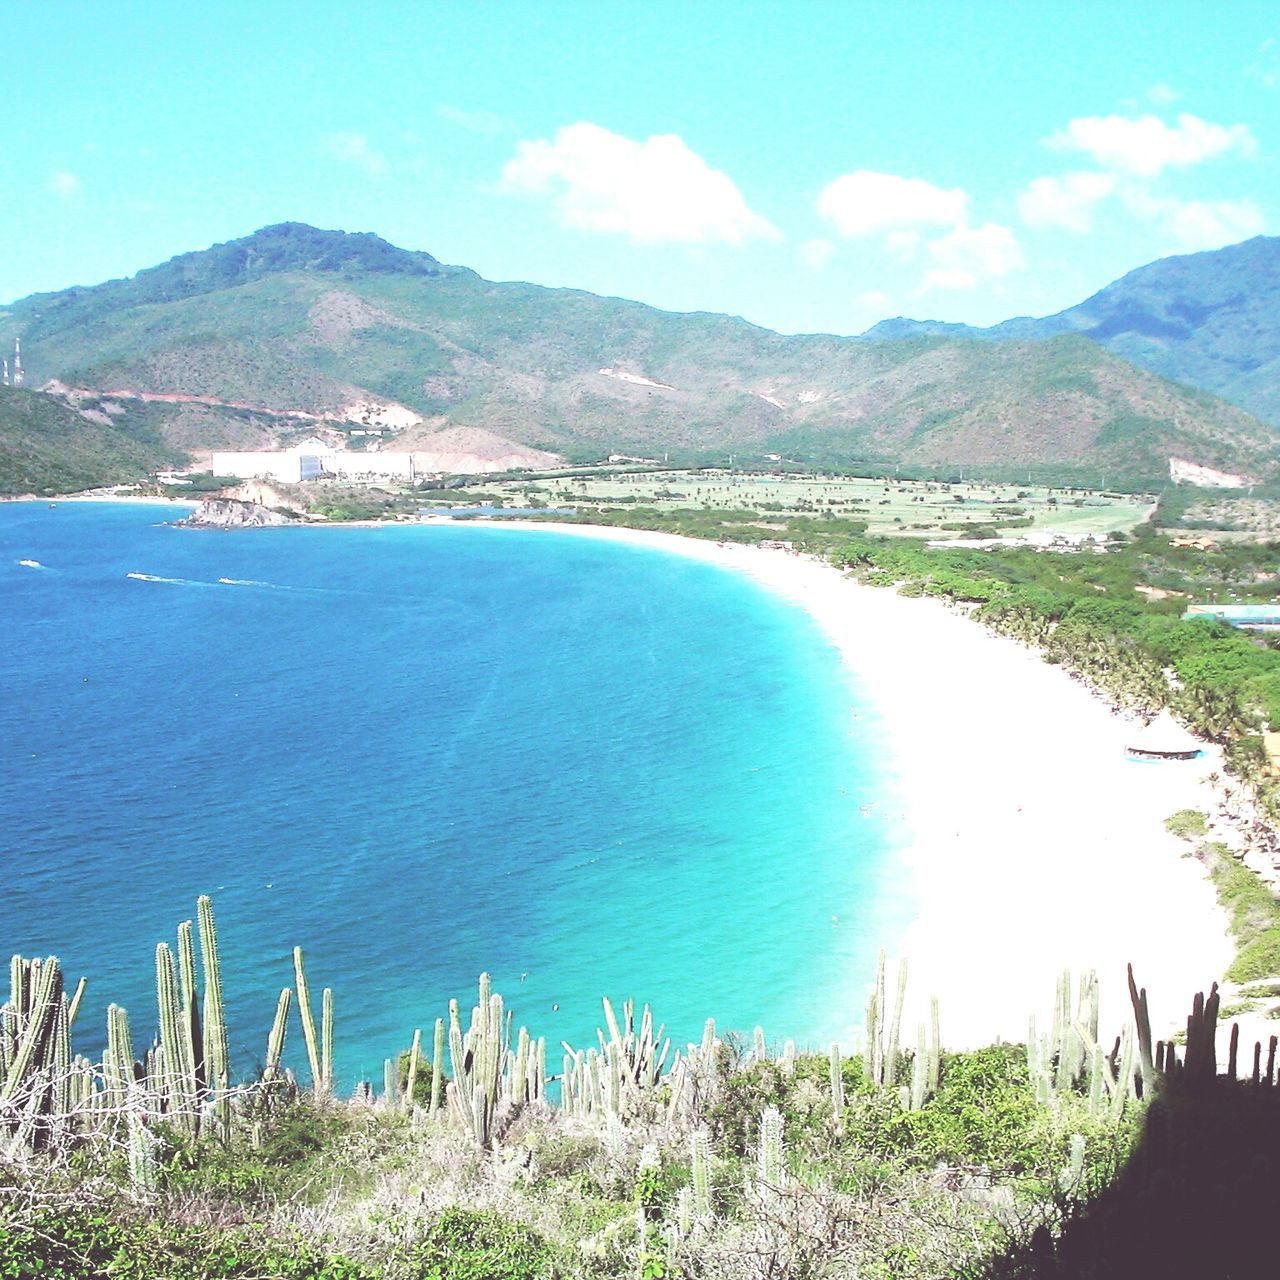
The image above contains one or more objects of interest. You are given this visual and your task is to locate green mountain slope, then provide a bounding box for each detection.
[1,222,1275,484]
[866,236,1280,429]
[0,386,184,495]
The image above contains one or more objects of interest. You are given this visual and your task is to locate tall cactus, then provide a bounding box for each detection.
[429,1016,445,1114]
[446,975,509,1147]
[154,943,198,1133]
[0,956,62,1108]
[264,988,292,1084]
[758,1106,785,1188]
[293,946,331,1096]
[176,919,203,1092]
[196,896,230,1137]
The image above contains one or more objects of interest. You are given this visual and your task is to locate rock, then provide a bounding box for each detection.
[178,498,297,529]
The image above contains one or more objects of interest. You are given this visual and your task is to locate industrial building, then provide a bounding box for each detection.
[210,439,420,484]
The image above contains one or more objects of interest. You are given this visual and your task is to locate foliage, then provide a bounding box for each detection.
[410,1208,554,1280]
[5,223,1275,483]
[0,386,182,495]
[1199,843,1280,983]
[1163,809,1208,840]
[0,1208,370,1280]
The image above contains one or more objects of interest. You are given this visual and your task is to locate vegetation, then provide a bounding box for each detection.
[0,386,182,496]
[869,233,1280,430]
[9,898,1270,1279]
[3,223,1275,483]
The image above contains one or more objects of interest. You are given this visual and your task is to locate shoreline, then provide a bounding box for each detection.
[442,520,1235,1048]
[10,500,1238,1048]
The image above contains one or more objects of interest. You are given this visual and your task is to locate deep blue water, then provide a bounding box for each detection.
[0,503,908,1087]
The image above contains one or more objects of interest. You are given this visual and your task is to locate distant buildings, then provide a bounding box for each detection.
[1183,605,1280,631]
[210,438,420,484]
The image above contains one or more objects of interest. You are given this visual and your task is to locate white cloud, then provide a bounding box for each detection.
[817,170,968,237]
[322,132,387,178]
[501,122,779,245]
[885,230,922,260]
[1047,112,1255,177]
[1017,171,1116,232]
[1147,82,1179,105]
[855,290,891,311]
[800,238,834,268]
[1123,190,1265,251]
[437,105,510,135]
[923,222,1025,290]
[48,170,81,199]
[1247,37,1279,89]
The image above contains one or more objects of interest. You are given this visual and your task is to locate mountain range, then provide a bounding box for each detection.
[1,222,1278,491]
[865,235,1280,430]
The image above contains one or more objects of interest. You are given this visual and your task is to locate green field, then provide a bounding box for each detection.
[444,468,1156,539]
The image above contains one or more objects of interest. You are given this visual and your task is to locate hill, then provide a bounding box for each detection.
[866,236,1280,429]
[0,385,183,495]
[1,222,1275,485]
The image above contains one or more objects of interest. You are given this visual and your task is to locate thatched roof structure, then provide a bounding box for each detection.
[1126,710,1203,760]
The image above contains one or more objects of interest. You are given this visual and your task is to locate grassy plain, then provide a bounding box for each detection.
[419,468,1155,540]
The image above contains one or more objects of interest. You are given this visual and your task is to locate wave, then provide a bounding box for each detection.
[218,577,290,589]
[17,559,44,569]
[126,572,195,585]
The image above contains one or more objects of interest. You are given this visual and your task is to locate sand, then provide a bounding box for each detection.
[458,520,1234,1050]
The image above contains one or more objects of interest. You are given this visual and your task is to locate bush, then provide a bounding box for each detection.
[412,1208,554,1280]
[1164,809,1209,840]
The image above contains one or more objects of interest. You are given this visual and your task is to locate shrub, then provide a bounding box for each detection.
[411,1209,554,1280]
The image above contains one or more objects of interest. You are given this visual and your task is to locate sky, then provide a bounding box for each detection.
[2,2,1277,335]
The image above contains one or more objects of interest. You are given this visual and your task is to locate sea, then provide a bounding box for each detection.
[0,502,909,1087]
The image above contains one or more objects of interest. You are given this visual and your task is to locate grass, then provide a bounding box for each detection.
[1164,809,1209,840]
[409,469,1154,541]
[1199,842,1280,984]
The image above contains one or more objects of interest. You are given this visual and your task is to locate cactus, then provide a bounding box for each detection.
[66,977,86,1033]
[176,920,203,1092]
[910,1023,928,1110]
[886,957,908,1087]
[780,1039,796,1075]
[429,1016,445,1113]
[0,956,62,1109]
[1126,963,1157,1097]
[154,943,197,1133]
[264,988,291,1083]
[758,1105,784,1188]
[404,1027,422,1110]
[828,1042,844,1122]
[321,986,333,1094]
[446,975,509,1147]
[690,1128,712,1220]
[293,946,323,1094]
[104,1003,135,1114]
[196,896,230,1136]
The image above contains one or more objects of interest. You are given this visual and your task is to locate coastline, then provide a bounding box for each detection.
[450,519,1234,1048]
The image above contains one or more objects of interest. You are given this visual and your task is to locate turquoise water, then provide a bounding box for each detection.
[0,503,908,1086]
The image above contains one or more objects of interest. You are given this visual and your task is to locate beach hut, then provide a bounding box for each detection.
[1125,710,1203,761]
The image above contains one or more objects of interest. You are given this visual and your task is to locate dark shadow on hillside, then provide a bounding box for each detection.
[973,1019,1280,1278]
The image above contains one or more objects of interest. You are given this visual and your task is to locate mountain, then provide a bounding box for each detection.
[865,236,1280,429]
[0,385,184,495]
[1,222,1275,486]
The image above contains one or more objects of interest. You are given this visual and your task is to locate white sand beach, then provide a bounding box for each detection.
[463,520,1234,1051]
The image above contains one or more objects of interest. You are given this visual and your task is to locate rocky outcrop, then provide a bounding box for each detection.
[178,498,297,528]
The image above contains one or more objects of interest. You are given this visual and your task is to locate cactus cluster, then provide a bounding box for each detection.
[443,973,545,1146]
[16,893,1280,1185]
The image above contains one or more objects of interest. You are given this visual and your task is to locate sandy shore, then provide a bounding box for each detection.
[2,492,199,506]
[458,520,1233,1049]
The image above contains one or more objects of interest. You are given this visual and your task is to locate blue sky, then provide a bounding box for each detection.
[3,2,1277,334]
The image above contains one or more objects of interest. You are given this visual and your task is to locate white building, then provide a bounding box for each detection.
[320,452,417,481]
[210,450,325,483]
[211,437,423,483]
